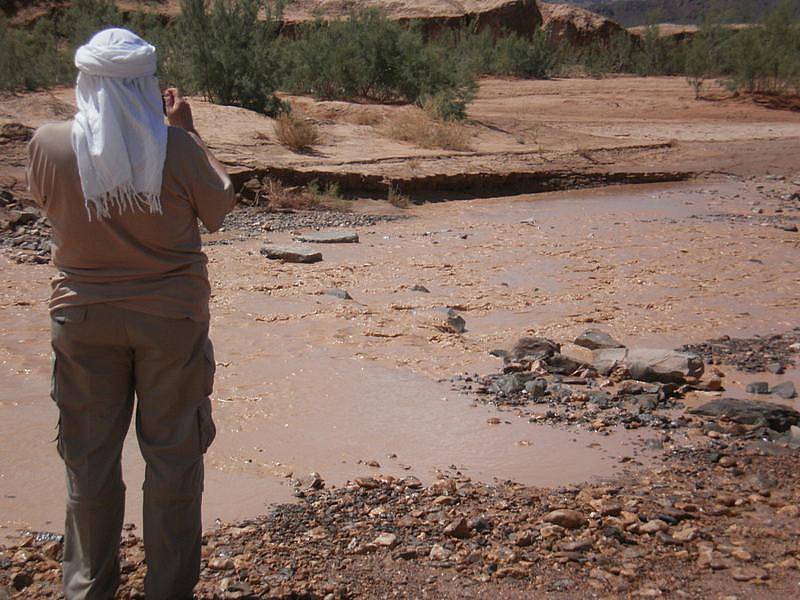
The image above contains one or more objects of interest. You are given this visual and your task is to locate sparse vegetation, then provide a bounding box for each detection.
[387,187,411,209]
[274,112,321,152]
[384,107,473,152]
[279,9,477,109]
[1,0,798,108]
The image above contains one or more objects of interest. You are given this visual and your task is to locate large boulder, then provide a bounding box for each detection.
[539,3,631,46]
[592,348,704,383]
[689,398,800,432]
[282,0,542,39]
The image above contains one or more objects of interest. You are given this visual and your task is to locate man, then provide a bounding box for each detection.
[27,28,235,599]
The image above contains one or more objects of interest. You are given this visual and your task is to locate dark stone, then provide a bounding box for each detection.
[524,378,548,399]
[260,244,323,263]
[491,373,531,396]
[411,284,430,293]
[689,397,800,432]
[324,288,352,300]
[746,381,770,394]
[544,353,583,375]
[574,329,625,350]
[766,362,785,374]
[11,572,33,591]
[509,337,560,362]
[771,381,797,399]
[294,230,359,244]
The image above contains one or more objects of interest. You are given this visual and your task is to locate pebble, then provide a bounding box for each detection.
[544,509,587,530]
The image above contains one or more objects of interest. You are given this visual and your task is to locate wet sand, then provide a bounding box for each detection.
[1,173,798,542]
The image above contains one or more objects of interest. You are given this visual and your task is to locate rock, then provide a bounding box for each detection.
[429,543,450,561]
[562,538,593,552]
[296,472,325,491]
[354,476,379,489]
[689,397,800,432]
[544,509,587,530]
[672,527,697,543]
[543,353,584,375]
[639,520,668,534]
[374,533,398,548]
[294,230,359,244]
[510,337,560,362]
[415,307,466,334]
[208,557,235,570]
[574,329,624,350]
[524,377,548,399]
[491,372,530,395]
[282,0,543,39]
[766,362,785,374]
[411,284,430,293]
[559,342,596,366]
[260,244,323,263]
[771,381,797,399]
[746,381,770,394]
[731,566,768,581]
[540,3,630,46]
[592,348,703,383]
[324,288,352,300]
[0,122,34,142]
[443,517,471,539]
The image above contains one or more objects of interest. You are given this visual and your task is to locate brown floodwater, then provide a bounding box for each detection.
[1,177,798,541]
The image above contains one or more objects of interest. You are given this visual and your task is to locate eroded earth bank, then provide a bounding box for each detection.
[1,77,800,598]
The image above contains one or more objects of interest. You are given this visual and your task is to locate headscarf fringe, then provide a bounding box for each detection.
[85,183,163,222]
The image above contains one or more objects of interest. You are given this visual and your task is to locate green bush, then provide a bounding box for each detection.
[0,16,66,90]
[280,10,476,107]
[491,30,554,78]
[719,1,800,94]
[170,0,286,114]
[438,26,554,79]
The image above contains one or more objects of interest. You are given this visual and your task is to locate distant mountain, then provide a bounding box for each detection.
[542,0,791,26]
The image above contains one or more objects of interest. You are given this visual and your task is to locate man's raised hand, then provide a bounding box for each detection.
[163,88,195,133]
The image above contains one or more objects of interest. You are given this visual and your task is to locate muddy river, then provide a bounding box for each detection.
[1,176,798,540]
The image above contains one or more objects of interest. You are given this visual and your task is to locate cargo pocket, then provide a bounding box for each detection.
[51,305,88,325]
[198,338,217,453]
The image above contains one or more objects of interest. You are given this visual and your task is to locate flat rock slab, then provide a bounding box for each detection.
[295,231,359,244]
[260,245,323,263]
[592,348,703,383]
[689,397,800,432]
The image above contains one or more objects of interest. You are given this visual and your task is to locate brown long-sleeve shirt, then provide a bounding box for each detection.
[27,121,235,322]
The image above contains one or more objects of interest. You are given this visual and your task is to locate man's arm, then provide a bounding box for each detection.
[163,88,230,183]
[163,88,235,232]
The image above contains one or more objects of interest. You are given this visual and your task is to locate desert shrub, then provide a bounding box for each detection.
[0,0,171,91]
[683,23,734,98]
[440,26,554,79]
[171,0,286,114]
[274,112,321,152]
[384,107,472,151]
[491,30,554,78]
[419,89,470,121]
[0,17,66,90]
[719,1,800,94]
[387,187,411,208]
[280,9,476,107]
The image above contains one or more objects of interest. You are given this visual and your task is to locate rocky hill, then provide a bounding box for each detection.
[540,2,630,44]
[3,0,543,36]
[552,0,788,26]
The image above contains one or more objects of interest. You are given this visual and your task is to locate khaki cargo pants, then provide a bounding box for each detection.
[50,304,217,600]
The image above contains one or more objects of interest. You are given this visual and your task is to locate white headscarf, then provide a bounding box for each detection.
[71,28,167,220]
